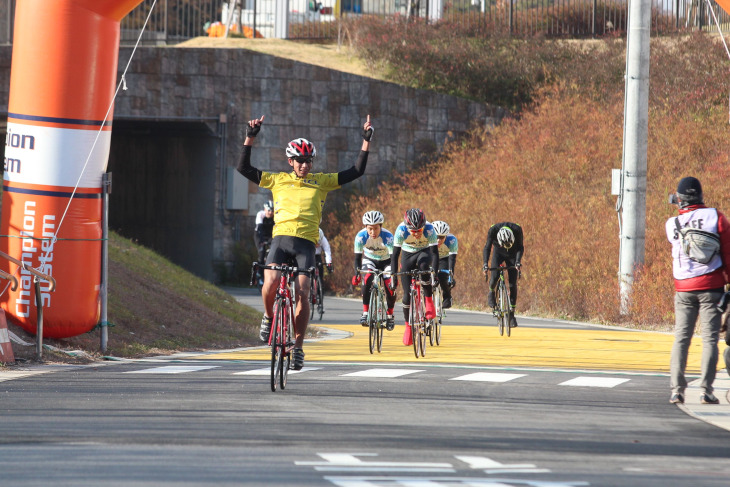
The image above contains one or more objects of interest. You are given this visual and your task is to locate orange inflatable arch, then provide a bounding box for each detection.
[1,0,144,338]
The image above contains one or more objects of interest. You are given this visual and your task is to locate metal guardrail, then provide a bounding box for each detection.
[0,250,56,361]
[0,0,729,44]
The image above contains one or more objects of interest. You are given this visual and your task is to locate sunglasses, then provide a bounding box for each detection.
[293,157,313,164]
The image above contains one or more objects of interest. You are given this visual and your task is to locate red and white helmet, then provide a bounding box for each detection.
[286,138,316,159]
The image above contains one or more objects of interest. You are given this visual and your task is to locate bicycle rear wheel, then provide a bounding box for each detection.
[317,276,324,320]
[309,277,316,320]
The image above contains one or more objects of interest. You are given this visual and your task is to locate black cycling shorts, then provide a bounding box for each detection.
[266,236,316,275]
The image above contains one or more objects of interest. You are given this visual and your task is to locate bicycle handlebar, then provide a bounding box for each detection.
[484,266,519,271]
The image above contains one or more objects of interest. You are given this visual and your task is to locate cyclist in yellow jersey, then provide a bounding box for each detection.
[237,114,374,370]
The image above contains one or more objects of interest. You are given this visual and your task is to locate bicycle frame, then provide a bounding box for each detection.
[395,268,434,358]
[486,266,518,337]
[251,262,313,391]
[358,268,388,354]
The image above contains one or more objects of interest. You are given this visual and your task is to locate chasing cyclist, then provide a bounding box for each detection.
[483,222,524,328]
[237,114,374,370]
[315,227,334,280]
[254,200,274,284]
[390,208,439,345]
[432,220,458,309]
[352,210,396,330]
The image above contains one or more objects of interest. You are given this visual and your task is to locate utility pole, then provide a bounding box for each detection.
[618,0,650,314]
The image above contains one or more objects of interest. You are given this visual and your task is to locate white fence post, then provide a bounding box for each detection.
[274,0,289,38]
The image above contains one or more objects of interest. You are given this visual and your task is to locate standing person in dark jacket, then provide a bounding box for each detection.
[665,176,730,405]
[482,222,524,328]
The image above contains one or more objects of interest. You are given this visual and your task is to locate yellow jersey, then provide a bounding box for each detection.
[260,171,340,244]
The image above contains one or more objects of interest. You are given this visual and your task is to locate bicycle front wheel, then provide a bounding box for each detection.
[434,294,443,346]
[270,301,285,392]
[409,287,420,358]
[368,289,378,354]
[498,282,509,337]
[280,303,293,389]
[376,285,386,353]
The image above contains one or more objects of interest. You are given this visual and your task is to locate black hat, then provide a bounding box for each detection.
[676,176,703,207]
[677,176,702,196]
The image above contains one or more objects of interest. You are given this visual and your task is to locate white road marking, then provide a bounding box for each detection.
[124,365,219,374]
[341,368,424,378]
[449,372,526,383]
[558,377,630,388]
[323,476,589,486]
[234,367,320,375]
[296,453,452,472]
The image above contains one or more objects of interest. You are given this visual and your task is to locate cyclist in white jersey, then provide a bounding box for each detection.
[390,208,439,345]
[352,210,396,330]
[315,228,333,278]
[431,220,458,309]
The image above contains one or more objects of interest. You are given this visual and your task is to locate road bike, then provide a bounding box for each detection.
[309,263,324,321]
[486,265,518,337]
[430,269,450,346]
[357,268,389,354]
[251,262,313,391]
[395,268,434,358]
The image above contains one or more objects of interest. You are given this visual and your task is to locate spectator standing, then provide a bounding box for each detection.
[665,176,730,405]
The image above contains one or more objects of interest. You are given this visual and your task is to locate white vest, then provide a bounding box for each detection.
[665,207,722,280]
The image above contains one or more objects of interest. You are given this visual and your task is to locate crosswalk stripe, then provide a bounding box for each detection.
[559,377,631,388]
[449,372,526,382]
[124,365,219,374]
[341,368,423,378]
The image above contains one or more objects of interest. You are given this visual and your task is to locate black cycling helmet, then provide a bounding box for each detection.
[404,208,426,231]
[263,200,273,211]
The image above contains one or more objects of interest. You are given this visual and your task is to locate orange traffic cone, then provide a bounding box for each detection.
[403,322,413,346]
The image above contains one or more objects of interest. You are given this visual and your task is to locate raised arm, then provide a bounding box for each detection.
[236,116,265,184]
[338,115,374,185]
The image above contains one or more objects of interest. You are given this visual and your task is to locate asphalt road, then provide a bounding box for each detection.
[0,288,728,487]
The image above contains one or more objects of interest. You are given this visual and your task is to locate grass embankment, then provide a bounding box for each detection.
[323,21,730,330]
[9,232,260,363]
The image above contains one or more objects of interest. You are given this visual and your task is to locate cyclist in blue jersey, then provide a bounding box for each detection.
[352,210,397,330]
[431,220,458,309]
[390,208,439,344]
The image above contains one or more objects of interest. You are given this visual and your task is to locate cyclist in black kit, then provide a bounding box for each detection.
[483,222,524,328]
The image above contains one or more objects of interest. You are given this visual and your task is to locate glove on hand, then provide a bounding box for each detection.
[352,275,361,286]
[246,121,261,138]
